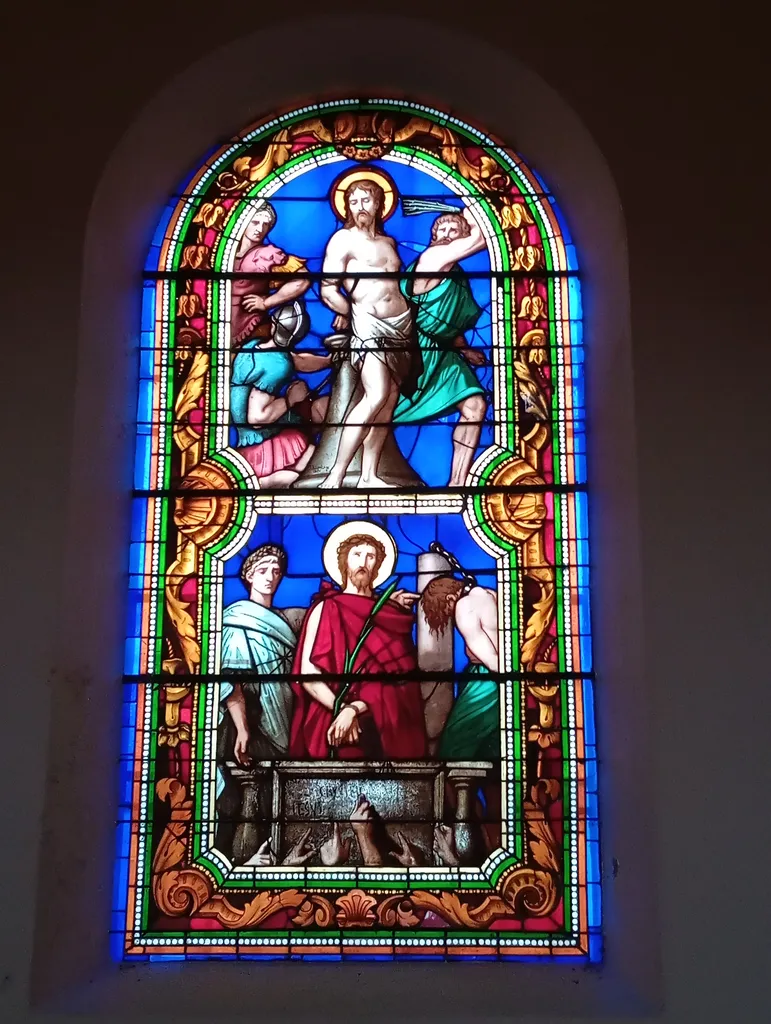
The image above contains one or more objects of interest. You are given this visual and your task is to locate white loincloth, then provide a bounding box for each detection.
[349,307,414,384]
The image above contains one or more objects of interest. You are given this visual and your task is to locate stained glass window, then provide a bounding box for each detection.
[116,97,599,962]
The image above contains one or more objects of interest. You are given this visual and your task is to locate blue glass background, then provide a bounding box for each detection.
[221,512,498,673]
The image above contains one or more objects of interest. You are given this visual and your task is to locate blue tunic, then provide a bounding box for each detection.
[230,343,298,447]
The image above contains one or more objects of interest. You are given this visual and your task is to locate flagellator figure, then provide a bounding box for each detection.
[395,206,489,487]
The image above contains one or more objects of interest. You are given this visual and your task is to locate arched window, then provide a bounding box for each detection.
[118,97,598,961]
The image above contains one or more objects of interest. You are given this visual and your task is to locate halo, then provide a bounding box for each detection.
[322,520,397,588]
[331,166,398,222]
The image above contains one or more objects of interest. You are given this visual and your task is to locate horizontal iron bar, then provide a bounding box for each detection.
[143,269,579,281]
[134,483,587,499]
[124,670,594,685]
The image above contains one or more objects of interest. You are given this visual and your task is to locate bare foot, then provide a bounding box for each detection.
[319,474,345,489]
[358,474,391,488]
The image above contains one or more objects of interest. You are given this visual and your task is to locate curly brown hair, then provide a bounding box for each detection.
[430,212,471,242]
[337,533,387,583]
[420,576,464,636]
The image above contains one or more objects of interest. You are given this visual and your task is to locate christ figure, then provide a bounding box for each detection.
[318,178,421,488]
[289,527,426,759]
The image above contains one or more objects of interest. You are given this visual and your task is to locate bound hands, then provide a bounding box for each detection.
[326,702,366,748]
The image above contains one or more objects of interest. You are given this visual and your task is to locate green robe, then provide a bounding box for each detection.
[438,663,500,760]
[394,263,484,424]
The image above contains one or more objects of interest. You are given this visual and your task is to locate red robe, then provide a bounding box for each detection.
[289,583,427,759]
[230,243,305,346]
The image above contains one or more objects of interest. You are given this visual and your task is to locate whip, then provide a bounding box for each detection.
[400,197,462,217]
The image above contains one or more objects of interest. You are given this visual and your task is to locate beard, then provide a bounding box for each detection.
[347,567,375,589]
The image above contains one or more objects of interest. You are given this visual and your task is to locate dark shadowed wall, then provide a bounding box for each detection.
[1,1,768,1021]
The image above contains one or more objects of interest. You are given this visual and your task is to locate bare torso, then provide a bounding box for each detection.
[413,243,454,296]
[455,587,499,672]
[334,228,408,319]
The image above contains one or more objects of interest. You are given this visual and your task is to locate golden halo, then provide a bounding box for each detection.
[322,521,397,588]
[331,166,398,222]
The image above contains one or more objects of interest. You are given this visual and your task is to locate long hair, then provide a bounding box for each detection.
[420,576,464,636]
[343,179,386,234]
[336,534,387,583]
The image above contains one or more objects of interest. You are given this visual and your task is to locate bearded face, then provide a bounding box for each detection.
[345,543,379,589]
[341,185,384,233]
[431,214,468,246]
[433,220,461,244]
[348,188,376,227]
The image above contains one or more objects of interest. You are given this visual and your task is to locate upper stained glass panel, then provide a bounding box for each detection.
[119,97,599,962]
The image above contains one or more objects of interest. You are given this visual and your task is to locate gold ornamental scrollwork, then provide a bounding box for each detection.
[152,779,334,928]
[483,457,556,672]
[173,331,209,480]
[523,780,563,873]
[160,461,239,749]
[152,780,558,931]
[211,116,543,269]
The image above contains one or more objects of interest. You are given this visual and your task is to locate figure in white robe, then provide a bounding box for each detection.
[220,599,297,755]
[216,545,299,799]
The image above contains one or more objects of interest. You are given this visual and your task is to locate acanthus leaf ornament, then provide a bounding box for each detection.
[180,243,210,270]
[501,197,535,230]
[192,199,226,230]
[335,889,378,928]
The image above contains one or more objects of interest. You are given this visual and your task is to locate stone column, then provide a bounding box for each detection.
[447,762,492,866]
[228,765,270,865]
[417,551,455,754]
[294,337,424,488]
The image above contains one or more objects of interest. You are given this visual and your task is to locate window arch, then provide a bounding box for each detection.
[118,96,598,962]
